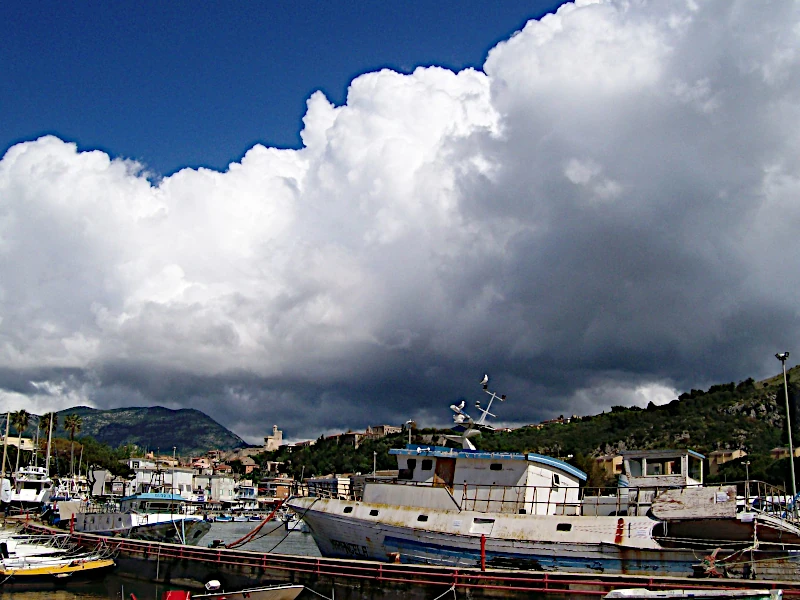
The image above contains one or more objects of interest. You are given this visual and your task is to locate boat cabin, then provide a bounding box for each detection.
[621,448,704,488]
[120,492,199,515]
[374,445,587,515]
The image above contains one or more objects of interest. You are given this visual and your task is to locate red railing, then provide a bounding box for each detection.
[20,523,800,598]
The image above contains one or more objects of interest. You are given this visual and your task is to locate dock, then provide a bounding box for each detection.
[19,523,800,599]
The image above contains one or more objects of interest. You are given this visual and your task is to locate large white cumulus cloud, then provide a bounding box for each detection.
[2,0,800,443]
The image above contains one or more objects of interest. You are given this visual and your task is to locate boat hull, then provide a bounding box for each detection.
[288,497,800,581]
[192,584,305,600]
[0,557,115,583]
[75,513,211,545]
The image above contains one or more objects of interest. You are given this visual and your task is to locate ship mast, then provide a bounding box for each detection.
[447,374,506,450]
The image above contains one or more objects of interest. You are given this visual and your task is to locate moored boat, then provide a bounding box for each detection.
[74,492,211,545]
[604,589,782,599]
[0,552,115,582]
[287,375,800,581]
[161,580,304,600]
[8,465,53,511]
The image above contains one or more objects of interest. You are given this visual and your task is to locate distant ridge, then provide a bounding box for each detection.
[44,406,247,456]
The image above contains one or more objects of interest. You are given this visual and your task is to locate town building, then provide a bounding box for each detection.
[770,447,800,460]
[264,425,283,451]
[708,449,748,475]
[595,454,624,479]
[366,425,402,437]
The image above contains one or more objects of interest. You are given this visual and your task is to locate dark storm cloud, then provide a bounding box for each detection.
[2,1,800,443]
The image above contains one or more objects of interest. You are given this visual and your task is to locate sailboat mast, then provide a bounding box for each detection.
[1,413,9,480]
[45,413,54,475]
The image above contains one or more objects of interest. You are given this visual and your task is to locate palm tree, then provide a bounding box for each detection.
[11,409,30,474]
[64,414,82,476]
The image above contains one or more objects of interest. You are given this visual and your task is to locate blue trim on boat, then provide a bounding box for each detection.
[120,492,189,502]
[388,445,588,479]
[390,445,528,461]
[526,454,588,481]
[381,535,696,576]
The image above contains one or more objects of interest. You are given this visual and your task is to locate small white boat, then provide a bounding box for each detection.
[161,580,304,600]
[604,589,782,599]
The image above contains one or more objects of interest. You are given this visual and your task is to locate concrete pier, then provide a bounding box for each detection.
[20,524,800,599]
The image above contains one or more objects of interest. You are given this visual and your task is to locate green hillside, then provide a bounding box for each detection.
[265,366,800,488]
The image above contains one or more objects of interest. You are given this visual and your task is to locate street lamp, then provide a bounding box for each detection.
[776,351,796,505]
[405,420,413,446]
[744,460,751,511]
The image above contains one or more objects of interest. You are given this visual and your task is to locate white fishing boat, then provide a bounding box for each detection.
[604,589,782,599]
[74,492,211,545]
[161,581,305,600]
[287,375,800,581]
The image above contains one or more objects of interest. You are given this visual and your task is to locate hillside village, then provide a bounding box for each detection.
[83,422,409,512]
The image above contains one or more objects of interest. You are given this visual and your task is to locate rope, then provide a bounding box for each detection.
[224,501,285,549]
[432,584,457,600]
[304,585,334,600]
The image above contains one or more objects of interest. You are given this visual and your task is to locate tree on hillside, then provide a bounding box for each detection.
[64,414,82,476]
[11,409,30,473]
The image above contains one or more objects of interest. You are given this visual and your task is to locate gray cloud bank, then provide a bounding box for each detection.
[2,0,800,444]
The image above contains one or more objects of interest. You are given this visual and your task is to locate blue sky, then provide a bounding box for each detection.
[2,1,566,175]
[2,1,800,445]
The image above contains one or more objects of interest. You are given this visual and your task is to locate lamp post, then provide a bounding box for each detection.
[776,351,796,505]
[744,460,751,510]
[405,420,413,446]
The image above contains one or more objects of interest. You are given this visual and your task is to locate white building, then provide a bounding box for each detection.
[264,425,283,451]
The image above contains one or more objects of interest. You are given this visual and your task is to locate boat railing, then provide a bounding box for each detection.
[734,479,800,525]
[306,477,800,524]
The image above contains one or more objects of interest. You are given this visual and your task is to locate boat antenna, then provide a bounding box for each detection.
[446,374,506,450]
[475,373,506,426]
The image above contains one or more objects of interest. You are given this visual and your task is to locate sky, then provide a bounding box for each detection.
[2,0,800,446]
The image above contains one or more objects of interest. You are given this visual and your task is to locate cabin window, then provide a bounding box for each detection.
[343,507,353,513]
[369,509,379,516]
[556,523,572,532]
[646,461,663,476]
[421,459,433,471]
[417,515,428,522]
[628,459,642,477]
[407,459,417,470]
[490,463,503,471]
[689,456,702,482]
[552,474,560,488]
[398,469,413,480]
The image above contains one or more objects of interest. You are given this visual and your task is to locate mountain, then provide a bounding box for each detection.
[44,406,247,456]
